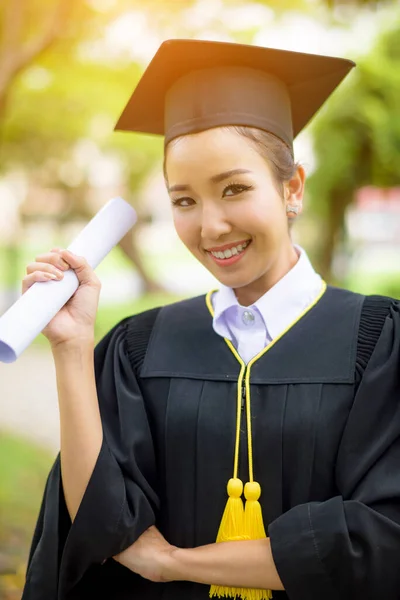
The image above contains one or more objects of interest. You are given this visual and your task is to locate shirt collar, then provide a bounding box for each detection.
[212,245,322,341]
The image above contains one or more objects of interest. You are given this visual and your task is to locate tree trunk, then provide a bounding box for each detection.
[316,188,353,283]
[118,231,165,294]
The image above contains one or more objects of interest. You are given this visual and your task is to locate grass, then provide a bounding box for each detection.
[0,432,54,597]
[0,433,53,533]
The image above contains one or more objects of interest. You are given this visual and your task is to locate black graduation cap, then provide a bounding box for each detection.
[114,39,355,149]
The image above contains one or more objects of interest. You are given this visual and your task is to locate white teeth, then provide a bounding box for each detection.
[210,240,250,260]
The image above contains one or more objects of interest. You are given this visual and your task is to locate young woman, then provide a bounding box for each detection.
[22,40,400,600]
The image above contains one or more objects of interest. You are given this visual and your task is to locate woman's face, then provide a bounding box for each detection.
[165,127,303,305]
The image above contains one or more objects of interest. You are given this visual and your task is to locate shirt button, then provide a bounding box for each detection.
[242,310,255,326]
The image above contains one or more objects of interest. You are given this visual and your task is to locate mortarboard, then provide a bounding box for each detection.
[114,39,355,149]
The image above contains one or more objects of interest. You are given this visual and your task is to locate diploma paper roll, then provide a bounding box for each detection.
[0,197,137,363]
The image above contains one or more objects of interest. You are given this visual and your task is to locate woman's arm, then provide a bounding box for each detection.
[115,526,284,591]
[168,538,284,590]
[54,341,103,522]
[22,248,104,524]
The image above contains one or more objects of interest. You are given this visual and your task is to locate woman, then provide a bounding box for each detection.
[22,40,400,600]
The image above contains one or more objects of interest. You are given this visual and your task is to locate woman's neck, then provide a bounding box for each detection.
[233,245,299,306]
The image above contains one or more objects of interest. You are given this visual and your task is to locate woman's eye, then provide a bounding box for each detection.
[223,184,252,197]
[171,197,195,207]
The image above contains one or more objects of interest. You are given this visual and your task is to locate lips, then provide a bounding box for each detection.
[206,239,251,253]
[207,239,252,267]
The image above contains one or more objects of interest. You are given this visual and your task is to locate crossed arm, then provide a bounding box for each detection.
[113,526,284,591]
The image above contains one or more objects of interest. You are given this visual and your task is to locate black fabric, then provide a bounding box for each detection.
[355,294,393,386]
[23,319,160,600]
[22,289,400,600]
[114,39,355,149]
[141,286,364,383]
[268,299,400,600]
[125,306,162,373]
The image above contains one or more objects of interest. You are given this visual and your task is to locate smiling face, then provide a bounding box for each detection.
[164,127,305,306]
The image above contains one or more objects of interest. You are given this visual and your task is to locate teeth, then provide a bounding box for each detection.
[210,241,250,260]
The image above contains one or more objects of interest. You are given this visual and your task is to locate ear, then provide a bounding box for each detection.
[284,165,306,215]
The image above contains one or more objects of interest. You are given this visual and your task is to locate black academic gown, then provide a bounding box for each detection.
[22,286,400,600]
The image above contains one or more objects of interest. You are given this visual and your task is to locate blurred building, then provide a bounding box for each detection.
[346,186,400,274]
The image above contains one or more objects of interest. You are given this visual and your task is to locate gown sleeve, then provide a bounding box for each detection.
[22,318,159,600]
[268,300,400,600]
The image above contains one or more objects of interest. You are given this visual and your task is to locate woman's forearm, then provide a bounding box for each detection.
[53,340,103,522]
[167,538,284,591]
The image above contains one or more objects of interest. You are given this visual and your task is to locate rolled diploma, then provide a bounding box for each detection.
[0,197,137,363]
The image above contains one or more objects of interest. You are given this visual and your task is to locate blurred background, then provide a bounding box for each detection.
[0,0,399,596]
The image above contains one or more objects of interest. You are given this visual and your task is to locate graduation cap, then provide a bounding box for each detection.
[115,39,355,149]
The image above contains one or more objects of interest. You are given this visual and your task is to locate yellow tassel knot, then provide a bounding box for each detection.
[243,482,266,539]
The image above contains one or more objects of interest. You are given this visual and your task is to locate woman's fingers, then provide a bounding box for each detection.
[34,250,70,271]
[22,248,100,294]
[22,270,60,294]
[58,250,101,288]
[26,262,65,278]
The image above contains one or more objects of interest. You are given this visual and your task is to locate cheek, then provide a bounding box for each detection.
[233,199,283,233]
[172,213,198,250]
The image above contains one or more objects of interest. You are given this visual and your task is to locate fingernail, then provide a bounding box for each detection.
[54,269,64,279]
[45,273,57,280]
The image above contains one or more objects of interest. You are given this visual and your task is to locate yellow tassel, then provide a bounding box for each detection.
[210,478,248,599]
[243,482,266,539]
[238,482,272,600]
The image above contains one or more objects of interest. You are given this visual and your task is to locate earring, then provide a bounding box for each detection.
[286,204,299,216]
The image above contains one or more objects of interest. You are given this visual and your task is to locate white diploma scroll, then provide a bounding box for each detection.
[0,197,137,363]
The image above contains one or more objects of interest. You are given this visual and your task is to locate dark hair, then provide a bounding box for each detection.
[164,125,300,198]
[226,126,300,197]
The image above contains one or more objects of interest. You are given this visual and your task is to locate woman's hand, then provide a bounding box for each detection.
[113,526,177,583]
[22,247,101,349]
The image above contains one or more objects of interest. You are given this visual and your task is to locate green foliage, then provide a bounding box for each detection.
[3,50,162,194]
[308,22,400,209]
[0,0,164,202]
[346,272,400,298]
[305,21,400,278]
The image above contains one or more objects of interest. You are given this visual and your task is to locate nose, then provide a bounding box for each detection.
[200,203,232,242]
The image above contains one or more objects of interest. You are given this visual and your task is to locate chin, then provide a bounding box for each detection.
[213,274,253,289]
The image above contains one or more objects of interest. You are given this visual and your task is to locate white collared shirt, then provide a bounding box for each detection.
[211,246,323,364]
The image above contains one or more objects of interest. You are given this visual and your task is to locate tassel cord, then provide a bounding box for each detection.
[244,370,254,483]
[233,365,246,479]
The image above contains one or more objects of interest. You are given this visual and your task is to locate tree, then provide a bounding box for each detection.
[0,0,397,299]
[306,20,400,281]
[0,0,167,299]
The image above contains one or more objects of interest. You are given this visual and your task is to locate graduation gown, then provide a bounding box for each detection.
[22,286,400,600]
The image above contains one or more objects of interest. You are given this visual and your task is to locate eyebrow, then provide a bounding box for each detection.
[168,169,253,193]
